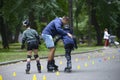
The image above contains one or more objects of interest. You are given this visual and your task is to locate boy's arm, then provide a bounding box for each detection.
[73,36,78,49]
[54,20,73,38]
[21,32,26,49]
[34,30,41,44]
[54,22,67,36]
[54,36,62,46]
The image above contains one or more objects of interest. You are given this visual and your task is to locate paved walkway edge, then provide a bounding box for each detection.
[0,48,104,66]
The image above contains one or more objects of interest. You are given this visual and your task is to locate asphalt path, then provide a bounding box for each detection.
[0,48,120,80]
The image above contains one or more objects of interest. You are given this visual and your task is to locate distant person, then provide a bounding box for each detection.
[42,16,72,72]
[54,25,78,72]
[21,19,41,74]
[103,28,110,48]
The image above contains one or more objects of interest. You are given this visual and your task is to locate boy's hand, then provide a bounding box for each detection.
[21,44,25,49]
[38,41,41,45]
[67,33,73,38]
[75,45,78,49]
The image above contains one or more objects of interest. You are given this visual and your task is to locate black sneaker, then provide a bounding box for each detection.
[52,60,58,70]
[64,67,72,72]
[25,63,30,74]
[37,63,41,73]
[25,69,30,74]
[67,61,72,69]
[47,61,58,72]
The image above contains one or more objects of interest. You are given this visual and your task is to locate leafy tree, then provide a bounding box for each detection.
[74,0,120,45]
[0,0,9,48]
[0,0,69,48]
[1,0,119,48]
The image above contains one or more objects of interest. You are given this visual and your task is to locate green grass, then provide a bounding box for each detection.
[0,43,102,63]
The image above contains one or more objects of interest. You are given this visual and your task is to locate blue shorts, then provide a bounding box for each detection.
[42,34,54,48]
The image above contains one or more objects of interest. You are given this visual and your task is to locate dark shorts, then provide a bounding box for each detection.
[27,40,39,50]
[65,44,74,50]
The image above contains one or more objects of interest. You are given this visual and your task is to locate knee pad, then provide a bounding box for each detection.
[65,49,71,54]
[27,55,32,58]
[34,55,39,59]
[65,53,71,61]
[27,55,32,62]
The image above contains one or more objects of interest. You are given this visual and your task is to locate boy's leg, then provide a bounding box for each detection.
[64,44,74,72]
[26,51,32,74]
[65,48,72,69]
[47,47,58,72]
[34,49,41,73]
[64,47,72,72]
[42,34,58,72]
[48,47,55,61]
[51,59,58,70]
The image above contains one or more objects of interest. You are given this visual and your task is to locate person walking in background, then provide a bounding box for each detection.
[103,28,110,48]
[21,19,41,74]
[42,16,73,72]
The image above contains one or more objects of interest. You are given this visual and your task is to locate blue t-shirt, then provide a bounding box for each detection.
[54,28,74,46]
[61,29,74,46]
[42,18,67,37]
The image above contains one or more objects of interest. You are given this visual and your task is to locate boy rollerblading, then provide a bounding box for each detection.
[21,19,41,74]
[54,25,78,73]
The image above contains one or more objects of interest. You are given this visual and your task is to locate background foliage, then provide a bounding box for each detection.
[0,0,120,48]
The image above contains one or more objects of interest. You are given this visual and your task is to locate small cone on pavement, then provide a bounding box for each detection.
[75,58,78,62]
[77,65,81,70]
[84,63,88,67]
[13,72,16,77]
[104,58,107,61]
[81,57,84,60]
[108,57,110,60]
[60,61,63,65]
[101,53,104,56]
[41,65,44,70]
[33,74,37,80]
[118,50,120,52]
[43,75,46,80]
[88,56,90,59]
[92,61,95,65]
[96,54,99,57]
[0,75,3,80]
[56,71,60,76]
[112,56,115,59]
[99,59,102,62]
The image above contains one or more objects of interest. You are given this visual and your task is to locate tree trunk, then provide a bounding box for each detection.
[91,9,102,45]
[0,0,9,48]
[28,8,37,30]
[14,17,23,42]
[7,24,14,43]
[14,24,21,43]
[0,16,9,48]
[0,0,3,8]
[87,0,92,46]
[87,0,102,46]
[68,0,73,33]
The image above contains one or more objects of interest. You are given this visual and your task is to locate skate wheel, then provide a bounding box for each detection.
[26,70,30,74]
[64,68,72,73]
[38,70,41,73]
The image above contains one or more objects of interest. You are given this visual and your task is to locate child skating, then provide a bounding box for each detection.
[55,25,77,72]
[42,16,72,72]
[21,19,41,74]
